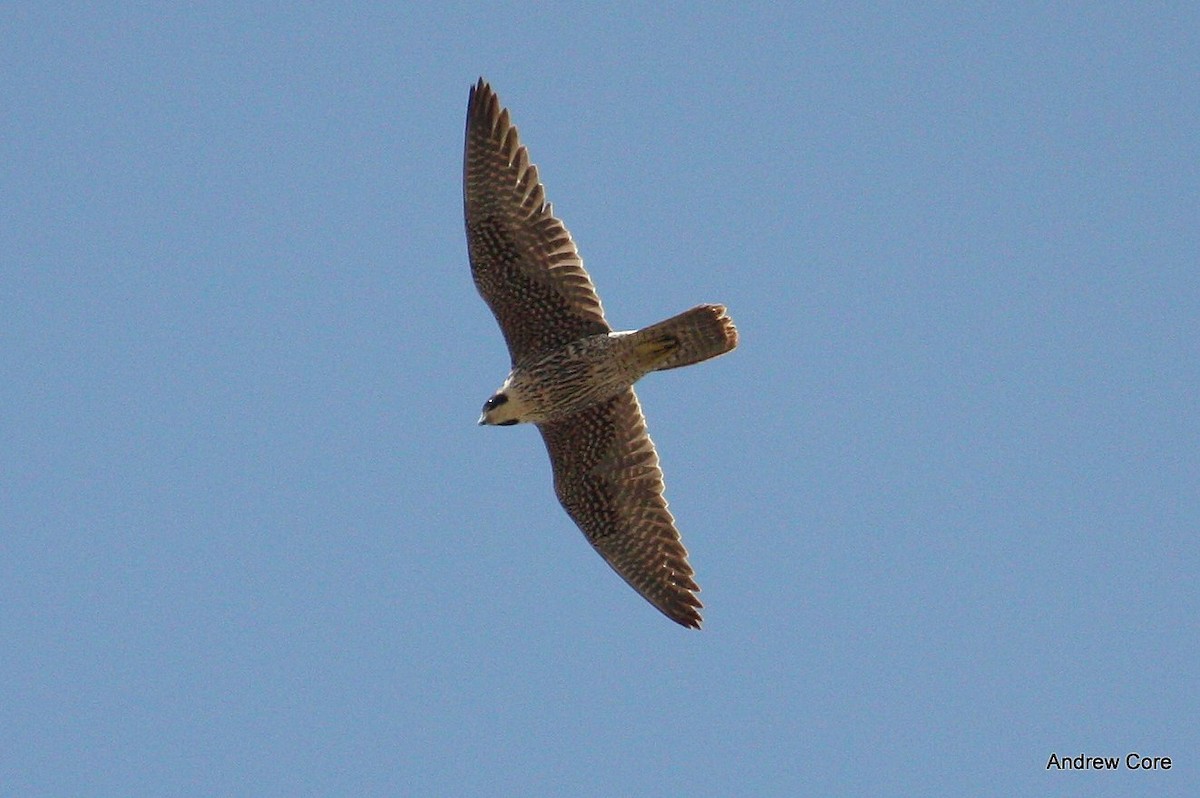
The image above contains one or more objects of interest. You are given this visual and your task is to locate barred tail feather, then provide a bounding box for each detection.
[636,304,738,372]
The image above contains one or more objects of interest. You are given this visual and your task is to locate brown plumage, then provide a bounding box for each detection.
[464,78,737,628]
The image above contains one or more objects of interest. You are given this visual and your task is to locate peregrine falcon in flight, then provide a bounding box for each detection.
[464,79,738,629]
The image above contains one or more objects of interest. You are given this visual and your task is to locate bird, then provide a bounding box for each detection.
[463,78,738,629]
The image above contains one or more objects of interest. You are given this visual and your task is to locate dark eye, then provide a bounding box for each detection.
[484,393,508,411]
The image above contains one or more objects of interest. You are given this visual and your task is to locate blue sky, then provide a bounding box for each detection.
[3,4,1197,796]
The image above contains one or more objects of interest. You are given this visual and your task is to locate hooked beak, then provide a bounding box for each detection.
[477,413,487,426]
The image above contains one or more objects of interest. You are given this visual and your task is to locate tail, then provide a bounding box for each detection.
[632,304,739,372]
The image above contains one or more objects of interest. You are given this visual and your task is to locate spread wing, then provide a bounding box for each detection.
[538,388,702,628]
[464,79,610,365]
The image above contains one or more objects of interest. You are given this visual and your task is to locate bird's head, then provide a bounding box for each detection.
[478,389,525,426]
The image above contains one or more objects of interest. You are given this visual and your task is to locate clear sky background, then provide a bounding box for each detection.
[3,4,1197,796]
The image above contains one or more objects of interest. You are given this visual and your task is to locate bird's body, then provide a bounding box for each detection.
[481,305,737,426]
[464,79,737,628]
